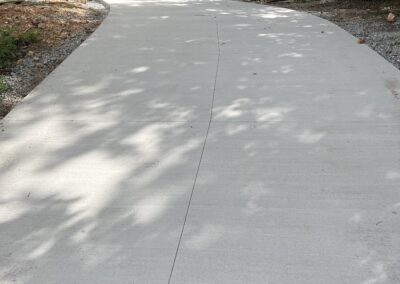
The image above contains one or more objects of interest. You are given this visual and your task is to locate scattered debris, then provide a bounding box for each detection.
[387,12,397,23]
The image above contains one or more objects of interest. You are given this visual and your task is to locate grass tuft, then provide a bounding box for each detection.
[0,76,7,95]
[0,30,17,69]
[0,29,40,69]
[17,29,40,46]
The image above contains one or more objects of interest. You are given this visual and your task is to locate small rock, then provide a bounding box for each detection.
[357,38,365,44]
[60,32,69,39]
[38,23,46,29]
[27,50,34,57]
[387,13,397,23]
[85,27,94,33]
[31,19,39,26]
[33,57,40,62]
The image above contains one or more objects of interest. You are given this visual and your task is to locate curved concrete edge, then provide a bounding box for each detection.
[94,0,111,12]
[265,1,400,73]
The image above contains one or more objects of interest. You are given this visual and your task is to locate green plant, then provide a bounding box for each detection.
[0,30,18,69]
[0,76,7,95]
[17,29,40,46]
[0,29,40,69]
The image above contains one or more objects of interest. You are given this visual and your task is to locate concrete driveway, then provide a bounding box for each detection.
[1,0,400,283]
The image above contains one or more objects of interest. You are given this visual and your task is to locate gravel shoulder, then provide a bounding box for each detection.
[0,0,107,118]
[264,0,400,71]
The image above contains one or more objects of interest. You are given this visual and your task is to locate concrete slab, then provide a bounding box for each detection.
[0,120,209,283]
[1,0,400,283]
[170,121,400,283]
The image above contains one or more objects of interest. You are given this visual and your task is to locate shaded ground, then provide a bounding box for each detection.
[264,0,400,70]
[0,1,107,118]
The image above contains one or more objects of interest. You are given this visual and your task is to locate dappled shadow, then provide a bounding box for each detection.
[1,0,400,283]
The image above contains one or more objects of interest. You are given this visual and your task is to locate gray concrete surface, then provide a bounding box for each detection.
[1,0,400,283]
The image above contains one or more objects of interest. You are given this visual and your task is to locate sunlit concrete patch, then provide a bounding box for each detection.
[4,52,218,122]
[0,120,209,283]
[171,120,400,283]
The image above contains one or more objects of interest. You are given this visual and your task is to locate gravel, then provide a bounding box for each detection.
[0,0,107,118]
[4,35,94,98]
[317,12,400,70]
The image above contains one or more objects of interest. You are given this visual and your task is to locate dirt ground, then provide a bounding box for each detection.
[266,0,400,70]
[0,0,107,118]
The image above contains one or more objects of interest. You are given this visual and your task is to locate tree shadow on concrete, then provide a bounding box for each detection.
[1,0,400,283]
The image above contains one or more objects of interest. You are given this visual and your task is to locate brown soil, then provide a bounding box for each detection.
[0,1,106,118]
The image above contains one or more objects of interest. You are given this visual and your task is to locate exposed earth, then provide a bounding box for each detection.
[0,0,107,118]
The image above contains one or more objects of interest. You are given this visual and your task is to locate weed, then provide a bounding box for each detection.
[0,76,7,95]
[0,29,40,69]
[0,30,18,69]
[17,29,40,46]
